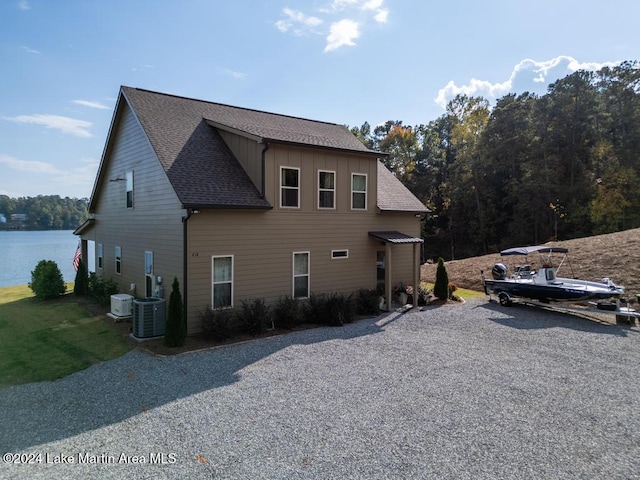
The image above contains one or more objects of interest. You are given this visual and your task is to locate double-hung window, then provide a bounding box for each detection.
[281,167,300,208]
[293,252,309,298]
[126,171,134,208]
[212,255,233,309]
[318,170,335,209]
[351,173,367,210]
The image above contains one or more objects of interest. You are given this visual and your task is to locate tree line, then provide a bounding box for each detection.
[352,61,640,260]
[0,195,88,231]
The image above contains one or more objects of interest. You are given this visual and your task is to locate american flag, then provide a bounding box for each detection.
[73,242,82,272]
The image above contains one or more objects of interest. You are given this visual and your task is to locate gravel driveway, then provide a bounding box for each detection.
[1,299,640,479]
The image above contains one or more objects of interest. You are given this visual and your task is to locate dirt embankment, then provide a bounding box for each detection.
[421,228,640,296]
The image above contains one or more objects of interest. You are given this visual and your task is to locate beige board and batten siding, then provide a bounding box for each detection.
[91,102,185,297]
[185,144,420,333]
[218,129,263,192]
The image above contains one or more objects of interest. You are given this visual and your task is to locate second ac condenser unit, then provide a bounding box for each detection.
[132,298,166,338]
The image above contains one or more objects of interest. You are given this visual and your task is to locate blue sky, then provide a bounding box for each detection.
[1,0,639,199]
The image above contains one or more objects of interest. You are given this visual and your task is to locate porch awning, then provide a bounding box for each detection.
[73,218,95,236]
[369,231,423,244]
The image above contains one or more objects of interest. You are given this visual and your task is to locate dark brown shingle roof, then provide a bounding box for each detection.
[377,162,430,213]
[121,87,382,208]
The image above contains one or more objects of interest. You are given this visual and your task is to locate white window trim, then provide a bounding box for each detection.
[331,249,349,259]
[351,173,367,210]
[212,255,234,309]
[292,251,310,299]
[115,246,122,275]
[280,166,300,209]
[145,251,153,297]
[318,169,336,210]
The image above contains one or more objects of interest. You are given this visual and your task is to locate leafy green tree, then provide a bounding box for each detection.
[164,277,186,347]
[29,260,66,300]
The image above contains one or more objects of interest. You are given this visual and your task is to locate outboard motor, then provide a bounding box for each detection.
[491,263,508,280]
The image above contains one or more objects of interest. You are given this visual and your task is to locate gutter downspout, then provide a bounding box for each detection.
[260,141,269,198]
[182,209,195,332]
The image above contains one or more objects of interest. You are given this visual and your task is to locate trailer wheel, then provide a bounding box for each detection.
[498,292,513,307]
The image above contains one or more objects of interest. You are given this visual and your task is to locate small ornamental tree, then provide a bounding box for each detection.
[433,257,450,301]
[164,277,186,347]
[29,260,66,300]
[73,258,89,296]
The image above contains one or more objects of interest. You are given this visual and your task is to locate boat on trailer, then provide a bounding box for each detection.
[481,245,625,307]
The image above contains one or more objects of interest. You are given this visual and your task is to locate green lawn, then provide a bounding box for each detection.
[0,285,132,389]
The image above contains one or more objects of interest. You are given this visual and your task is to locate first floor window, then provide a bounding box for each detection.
[352,173,367,210]
[293,252,309,298]
[97,243,103,269]
[115,246,122,275]
[145,251,154,298]
[212,255,233,309]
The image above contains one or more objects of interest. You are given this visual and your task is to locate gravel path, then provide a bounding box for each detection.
[1,299,640,479]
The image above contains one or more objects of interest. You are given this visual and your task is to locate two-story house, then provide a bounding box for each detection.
[75,86,429,334]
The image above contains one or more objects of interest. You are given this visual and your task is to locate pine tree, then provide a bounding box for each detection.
[73,258,88,296]
[433,257,449,300]
[164,277,186,347]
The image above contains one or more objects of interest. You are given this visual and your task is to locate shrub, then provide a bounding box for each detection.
[302,293,326,325]
[73,258,89,296]
[325,292,355,326]
[240,297,271,336]
[164,277,186,347]
[199,307,234,341]
[29,260,66,300]
[87,273,119,306]
[356,289,380,315]
[272,295,300,329]
[433,257,450,300]
[303,292,354,326]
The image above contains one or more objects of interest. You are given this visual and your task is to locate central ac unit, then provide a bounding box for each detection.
[132,298,166,338]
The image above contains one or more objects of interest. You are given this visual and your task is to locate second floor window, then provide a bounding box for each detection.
[352,173,367,210]
[318,170,335,209]
[126,171,134,208]
[281,167,299,208]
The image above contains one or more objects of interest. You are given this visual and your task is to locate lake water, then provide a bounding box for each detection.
[0,230,80,287]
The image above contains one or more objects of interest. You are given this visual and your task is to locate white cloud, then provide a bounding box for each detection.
[276,1,387,51]
[5,114,93,138]
[18,1,30,10]
[0,154,61,174]
[72,100,110,110]
[435,55,621,109]
[324,19,360,52]
[21,46,41,55]
[0,155,98,197]
[218,68,247,79]
[275,8,323,35]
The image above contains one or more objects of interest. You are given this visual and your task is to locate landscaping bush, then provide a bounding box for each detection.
[272,295,300,329]
[303,292,354,326]
[325,292,355,326]
[29,260,66,300]
[240,297,271,336]
[73,258,88,296]
[356,288,380,315]
[164,277,186,347]
[199,307,234,341]
[433,257,449,300]
[87,273,119,306]
[302,293,326,325]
